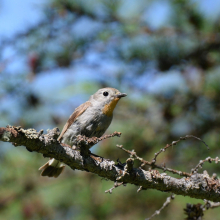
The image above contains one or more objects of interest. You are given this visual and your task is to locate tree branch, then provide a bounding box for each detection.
[1,126,220,202]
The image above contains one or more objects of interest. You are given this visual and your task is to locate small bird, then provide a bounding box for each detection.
[39,87,127,177]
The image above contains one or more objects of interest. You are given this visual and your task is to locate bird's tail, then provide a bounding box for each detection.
[39,158,65,178]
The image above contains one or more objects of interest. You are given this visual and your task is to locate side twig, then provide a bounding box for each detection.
[146,194,175,220]
[203,200,220,210]
[152,135,209,165]
[191,157,220,174]
[105,182,126,194]
[117,145,191,177]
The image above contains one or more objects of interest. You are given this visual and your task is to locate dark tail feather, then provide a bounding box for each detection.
[39,161,65,178]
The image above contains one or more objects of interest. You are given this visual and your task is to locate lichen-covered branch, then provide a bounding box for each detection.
[1,126,220,202]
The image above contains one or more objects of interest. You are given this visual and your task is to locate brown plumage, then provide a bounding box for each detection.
[57,101,91,141]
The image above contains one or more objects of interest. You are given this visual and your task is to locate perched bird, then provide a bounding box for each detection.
[39,87,127,177]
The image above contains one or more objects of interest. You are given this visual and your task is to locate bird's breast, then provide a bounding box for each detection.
[102,98,119,117]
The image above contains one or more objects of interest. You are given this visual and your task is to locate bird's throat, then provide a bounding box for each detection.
[102,98,120,117]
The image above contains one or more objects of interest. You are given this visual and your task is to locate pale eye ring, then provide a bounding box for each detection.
[103,91,109,96]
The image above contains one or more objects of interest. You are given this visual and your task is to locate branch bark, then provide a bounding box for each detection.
[1,126,220,202]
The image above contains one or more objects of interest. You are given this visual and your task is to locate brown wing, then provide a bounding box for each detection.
[57,101,91,141]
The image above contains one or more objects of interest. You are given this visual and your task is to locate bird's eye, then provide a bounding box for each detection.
[103,91,109,96]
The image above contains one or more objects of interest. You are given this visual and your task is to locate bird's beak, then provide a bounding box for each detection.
[115,93,127,98]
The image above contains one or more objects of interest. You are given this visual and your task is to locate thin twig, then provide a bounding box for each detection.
[137,186,143,193]
[117,145,191,177]
[105,182,126,194]
[203,200,220,209]
[146,194,175,220]
[77,131,121,147]
[185,135,209,150]
[152,135,209,164]
[191,157,220,174]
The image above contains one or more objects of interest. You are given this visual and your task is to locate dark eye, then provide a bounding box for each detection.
[103,91,109,96]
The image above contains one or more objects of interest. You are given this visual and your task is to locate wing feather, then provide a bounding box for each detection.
[57,101,91,141]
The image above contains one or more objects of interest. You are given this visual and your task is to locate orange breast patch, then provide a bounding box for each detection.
[102,98,119,117]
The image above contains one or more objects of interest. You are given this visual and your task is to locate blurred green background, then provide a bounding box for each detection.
[1,0,220,219]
